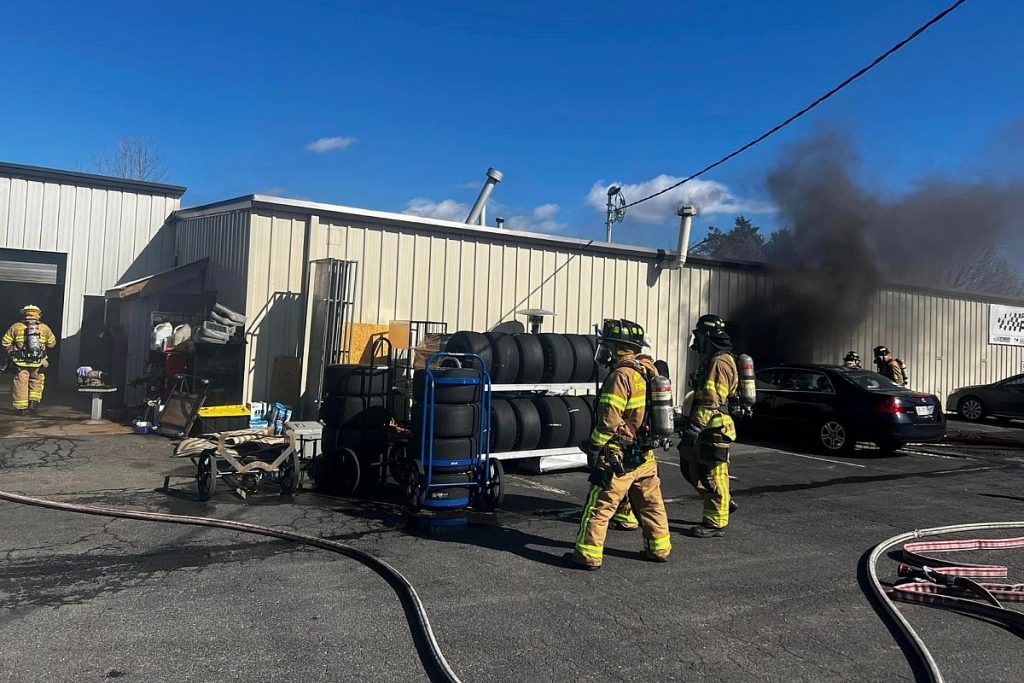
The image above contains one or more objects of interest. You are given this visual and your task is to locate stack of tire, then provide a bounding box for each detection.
[490,395,595,453]
[445,330,602,384]
[316,364,389,492]
[409,366,483,509]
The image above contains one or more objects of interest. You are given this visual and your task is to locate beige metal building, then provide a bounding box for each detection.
[174,195,1024,415]
[0,162,185,386]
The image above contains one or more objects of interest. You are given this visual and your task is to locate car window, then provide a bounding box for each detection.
[999,376,1024,387]
[783,371,834,393]
[756,369,785,390]
[842,370,904,391]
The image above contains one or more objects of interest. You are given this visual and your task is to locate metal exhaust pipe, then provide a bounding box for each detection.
[658,205,697,270]
[466,167,504,225]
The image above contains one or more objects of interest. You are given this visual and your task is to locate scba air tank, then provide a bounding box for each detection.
[649,375,675,438]
[24,320,44,359]
[737,354,757,409]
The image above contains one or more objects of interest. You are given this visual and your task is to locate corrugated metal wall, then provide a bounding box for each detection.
[175,209,251,312]
[245,211,308,402]
[188,204,1023,407]
[0,173,180,384]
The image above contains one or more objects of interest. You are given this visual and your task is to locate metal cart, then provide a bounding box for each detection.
[401,352,504,511]
[175,427,301,500]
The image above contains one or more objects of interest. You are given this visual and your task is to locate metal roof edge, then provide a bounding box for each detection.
[175,195,256,219]
[104,258,209,298]
[0,161,187,197]
[172,194,1024,307]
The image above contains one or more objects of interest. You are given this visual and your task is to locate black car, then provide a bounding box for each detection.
[946,374,1024,422]
[737,364,945,454]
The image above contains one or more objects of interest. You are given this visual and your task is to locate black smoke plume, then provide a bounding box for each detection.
[729,129,1024,365]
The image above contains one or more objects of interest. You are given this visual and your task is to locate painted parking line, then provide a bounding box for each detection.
[901,448,971,460]
[760,447,868,468]
[505,475,571,496]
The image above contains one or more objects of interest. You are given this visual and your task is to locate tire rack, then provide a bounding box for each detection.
[489,382,597,473]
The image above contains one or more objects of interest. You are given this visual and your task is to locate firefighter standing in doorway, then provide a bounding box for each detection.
[873,346,907,386]
[2,305,57,414]
[567,318,672,570]
[677,314,738,538]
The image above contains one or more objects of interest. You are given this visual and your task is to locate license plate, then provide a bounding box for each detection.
[915,405,934,416]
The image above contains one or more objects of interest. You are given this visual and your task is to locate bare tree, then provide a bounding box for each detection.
[95,136,167,182]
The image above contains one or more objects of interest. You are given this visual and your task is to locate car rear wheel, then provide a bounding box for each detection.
[819,420,853,453]
[957,396,986,422]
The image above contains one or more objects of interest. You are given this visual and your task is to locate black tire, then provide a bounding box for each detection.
[534,396,572,449]
[565,334,597,383]
[476,458,505,511]
[538,333,574,383]
[412,403,481,439]
[319,395,388,430]
[818,419,854,454]
[957,396,986,422]
[561,396,594,445]
[487,332,520,384]
[196,451,216,501]
[322,364,388,396]
[490,399,518,453]
[585,335,609,382]
[320,447,361,495]
[514,334,544,383]
[410,437,478,472]
[413,367,482,404]
[509,398,542,451]
[403,459,423,510]
[279,450,300,494]
[321,426,339,457]
[445,331,493,373]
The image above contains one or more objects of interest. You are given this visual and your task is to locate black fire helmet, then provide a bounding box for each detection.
[598,318,649,351]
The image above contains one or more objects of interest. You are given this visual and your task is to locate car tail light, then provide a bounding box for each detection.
[877,397,906,414]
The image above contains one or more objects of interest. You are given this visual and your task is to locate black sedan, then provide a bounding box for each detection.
[947,374,1024,422]
[736,364,945,454]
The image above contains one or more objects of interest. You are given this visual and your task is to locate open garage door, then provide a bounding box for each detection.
[0,249,67,405]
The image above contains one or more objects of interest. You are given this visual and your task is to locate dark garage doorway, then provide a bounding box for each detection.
[0,249,67,404]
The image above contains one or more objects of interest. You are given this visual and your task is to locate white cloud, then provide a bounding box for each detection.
[402,197,568,232]
[304,136,357,153]
[458,180,483,189]
[402,197,472,222]
[506,203,567,233]
[586,174,775,224]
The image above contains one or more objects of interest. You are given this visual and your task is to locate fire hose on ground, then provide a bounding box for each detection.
[0,490,462,683]
[865,521,1024,683]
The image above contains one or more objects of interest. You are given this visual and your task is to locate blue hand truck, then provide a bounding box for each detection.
[405,352,504,511]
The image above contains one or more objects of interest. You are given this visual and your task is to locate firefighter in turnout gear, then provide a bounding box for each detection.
[873,346,907,386]
[567,319,672,570]
[678,314,738,538]
[2,305,57,414]
[843,351,862,369]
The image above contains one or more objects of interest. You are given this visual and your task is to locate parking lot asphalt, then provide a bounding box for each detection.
[1,428,1023,682]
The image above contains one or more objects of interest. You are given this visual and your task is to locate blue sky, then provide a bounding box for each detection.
[1,1,1021,251]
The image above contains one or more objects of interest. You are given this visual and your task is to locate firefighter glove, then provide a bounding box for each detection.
[678,420,703,448]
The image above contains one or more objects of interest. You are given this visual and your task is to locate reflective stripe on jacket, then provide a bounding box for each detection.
[589,355,658,457]
[691,352,738,442]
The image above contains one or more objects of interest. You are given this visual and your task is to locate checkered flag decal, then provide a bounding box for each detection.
[996,311,1024,333]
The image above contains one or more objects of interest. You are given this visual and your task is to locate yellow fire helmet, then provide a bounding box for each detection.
[21,305,42,319]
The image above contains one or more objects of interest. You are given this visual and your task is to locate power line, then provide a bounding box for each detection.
[622,0,971,210]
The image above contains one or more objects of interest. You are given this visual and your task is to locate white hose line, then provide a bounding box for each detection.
[866,521,1024,683]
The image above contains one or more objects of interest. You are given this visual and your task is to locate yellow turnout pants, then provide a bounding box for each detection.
[12,365,45,410]
[573,458,671,567]
[679,443,731,528]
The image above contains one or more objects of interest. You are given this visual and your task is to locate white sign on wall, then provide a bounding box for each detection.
[989,304,1024,347]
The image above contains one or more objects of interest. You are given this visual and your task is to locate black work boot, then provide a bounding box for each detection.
[562,552,600,571]
[684,524,726,538]
[729,500,738,514]
[27,400,39,414]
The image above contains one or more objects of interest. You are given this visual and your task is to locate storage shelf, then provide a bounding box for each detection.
[490,383,596,393]
[490,446,584,461]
